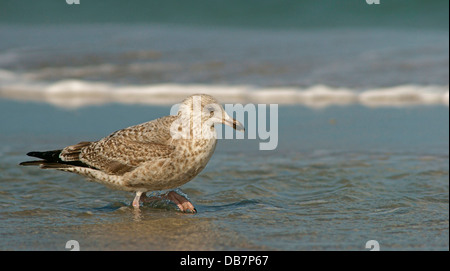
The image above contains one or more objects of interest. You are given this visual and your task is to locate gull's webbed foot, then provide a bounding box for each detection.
[166,191,197,213]
[140,190,197,213]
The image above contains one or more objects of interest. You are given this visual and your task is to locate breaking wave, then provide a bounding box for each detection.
[0,70,448,109]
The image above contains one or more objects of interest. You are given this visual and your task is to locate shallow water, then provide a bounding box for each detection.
[0,101,448,250]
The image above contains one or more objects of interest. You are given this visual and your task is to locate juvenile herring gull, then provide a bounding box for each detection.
[20,94,244,213]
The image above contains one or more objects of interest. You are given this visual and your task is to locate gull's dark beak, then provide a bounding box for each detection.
[223,113,245,132]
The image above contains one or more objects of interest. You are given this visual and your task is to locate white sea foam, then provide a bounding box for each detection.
[358,85,449,107]
[0,70,448,108]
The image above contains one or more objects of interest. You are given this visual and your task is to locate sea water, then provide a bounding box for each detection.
[0,0,448,250]
[0,101,448,250]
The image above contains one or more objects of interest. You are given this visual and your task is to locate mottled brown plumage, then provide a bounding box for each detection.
[20,94,244,212]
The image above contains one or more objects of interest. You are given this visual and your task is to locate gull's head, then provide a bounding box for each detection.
[178,94,245,132]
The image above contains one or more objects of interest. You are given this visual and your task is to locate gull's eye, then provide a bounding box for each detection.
[205,106,215,117]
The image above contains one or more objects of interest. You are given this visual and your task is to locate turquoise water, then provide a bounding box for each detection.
[0,100,448,250]
[1,0,448,30]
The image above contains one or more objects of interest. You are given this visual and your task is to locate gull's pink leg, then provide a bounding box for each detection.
[132,191,143,208]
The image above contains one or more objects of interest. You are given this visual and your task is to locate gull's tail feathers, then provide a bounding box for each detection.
[19,143,95,170]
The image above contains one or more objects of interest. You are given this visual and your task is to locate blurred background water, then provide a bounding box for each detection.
[0,0,448,250]
[1,0,448,29]
[0,0,448,107]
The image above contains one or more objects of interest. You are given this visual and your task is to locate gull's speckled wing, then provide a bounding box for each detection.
[60,115,177,175]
